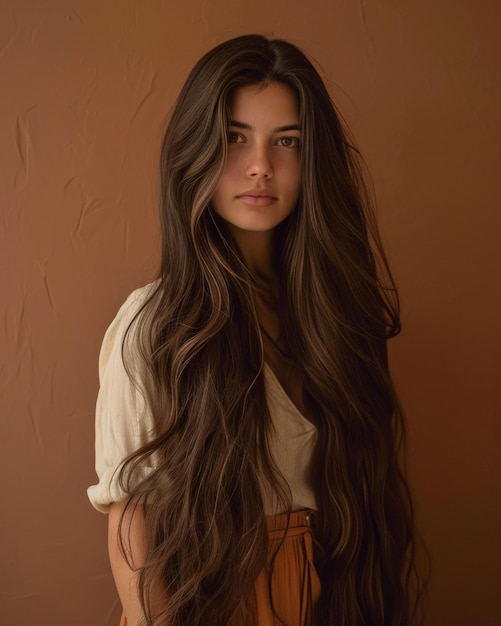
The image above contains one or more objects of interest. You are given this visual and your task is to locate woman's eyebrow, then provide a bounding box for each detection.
[229,120,301,133]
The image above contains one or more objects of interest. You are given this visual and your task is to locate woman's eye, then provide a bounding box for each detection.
[277,136,300,148]
[227,132,242,143]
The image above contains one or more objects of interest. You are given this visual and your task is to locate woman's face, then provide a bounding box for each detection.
[211,82,301,237]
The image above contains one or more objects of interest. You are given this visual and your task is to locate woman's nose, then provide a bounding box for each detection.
[246,145,273,179]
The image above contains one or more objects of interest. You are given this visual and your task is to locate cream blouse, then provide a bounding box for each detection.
[87,284,318,515]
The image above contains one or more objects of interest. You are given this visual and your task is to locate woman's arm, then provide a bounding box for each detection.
[108,502,169,626]
[108,501,149,625]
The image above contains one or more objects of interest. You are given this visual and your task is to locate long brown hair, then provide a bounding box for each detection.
[119,34,424,625]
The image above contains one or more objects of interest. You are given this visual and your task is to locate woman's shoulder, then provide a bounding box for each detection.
[118,279,161,318]
[108,280,160,331]
[98,280,160,376]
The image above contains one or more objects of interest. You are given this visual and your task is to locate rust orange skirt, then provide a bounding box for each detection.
[119,509,320,626]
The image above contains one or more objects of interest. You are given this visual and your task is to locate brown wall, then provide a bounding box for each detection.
[2,1,500,624]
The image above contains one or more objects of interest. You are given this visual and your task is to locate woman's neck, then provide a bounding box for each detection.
[229,227,276,279]
[227,225,283,339]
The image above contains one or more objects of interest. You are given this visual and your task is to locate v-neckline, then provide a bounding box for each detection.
[263,362,314,428]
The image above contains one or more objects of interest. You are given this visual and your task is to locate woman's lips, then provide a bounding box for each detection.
[236,191,277,207]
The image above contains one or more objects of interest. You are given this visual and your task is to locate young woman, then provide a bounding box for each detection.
[88,34,422,626]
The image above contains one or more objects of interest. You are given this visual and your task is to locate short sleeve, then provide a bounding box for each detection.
[87,283,158,513]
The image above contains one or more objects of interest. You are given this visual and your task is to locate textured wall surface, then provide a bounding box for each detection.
[2,1,500,625]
